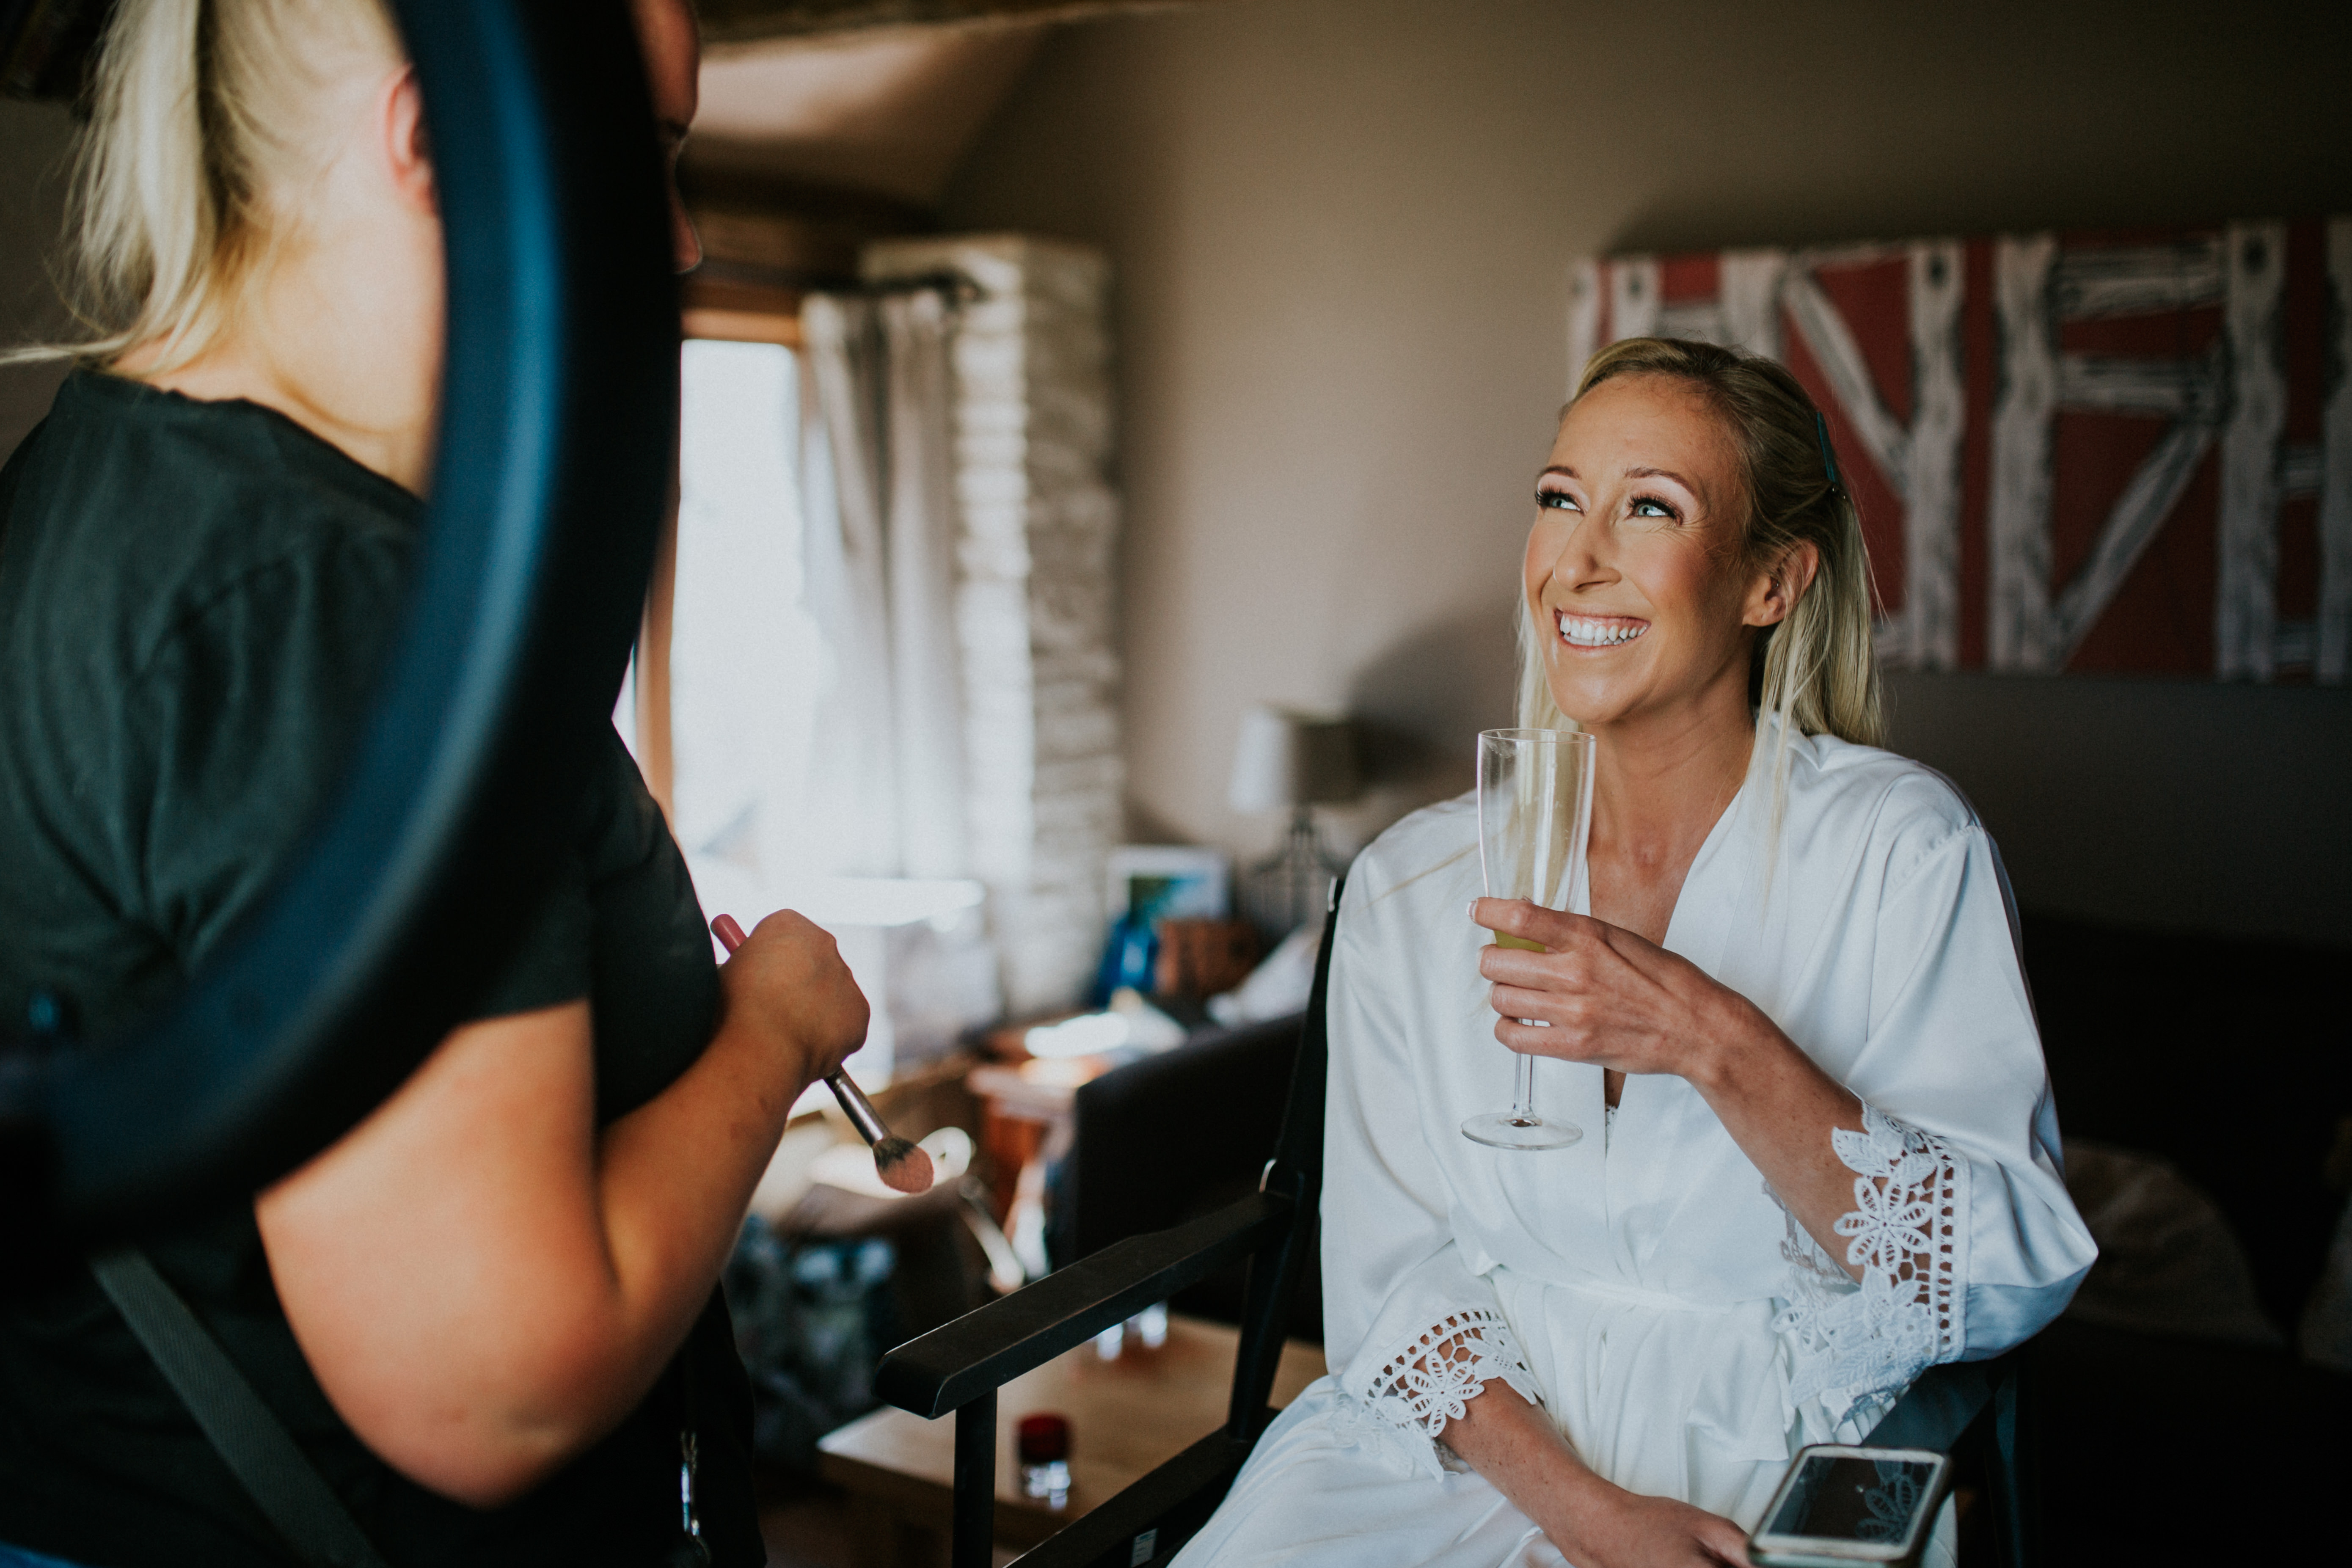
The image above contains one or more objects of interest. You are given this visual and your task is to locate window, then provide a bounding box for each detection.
[620,335,995,1101]
[621,235,1117,1075]
[666,337,824,920]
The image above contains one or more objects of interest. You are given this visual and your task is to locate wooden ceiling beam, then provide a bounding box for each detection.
[695,0,1211,47]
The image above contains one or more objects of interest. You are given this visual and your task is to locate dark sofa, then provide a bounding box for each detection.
[1055,1011,1322,1343]
[2023,912,2349,1561]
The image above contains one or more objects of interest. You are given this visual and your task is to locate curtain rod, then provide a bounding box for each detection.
[694,257,986,304]
[857,268,986,303]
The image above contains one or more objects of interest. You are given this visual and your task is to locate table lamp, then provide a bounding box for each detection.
[1229,705,1360,934]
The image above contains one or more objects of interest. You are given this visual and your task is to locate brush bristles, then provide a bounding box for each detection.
[873,1139,935,1195]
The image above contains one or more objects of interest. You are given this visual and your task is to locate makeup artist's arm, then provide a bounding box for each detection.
[255,909,866,1507]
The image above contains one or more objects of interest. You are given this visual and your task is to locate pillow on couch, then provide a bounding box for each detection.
[2298,1155,2352,1372]
[2295,1204,2352,1372]
[2063,1138,2283,1347]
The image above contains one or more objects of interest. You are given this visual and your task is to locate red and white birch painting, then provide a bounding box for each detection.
[1570,222,2350,683]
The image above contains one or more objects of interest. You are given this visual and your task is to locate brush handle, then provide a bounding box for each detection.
[824,1072,892,1147]
[709,912,892,1150]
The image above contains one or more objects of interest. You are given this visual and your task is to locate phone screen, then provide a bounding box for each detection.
[1763,1455,1936,1544]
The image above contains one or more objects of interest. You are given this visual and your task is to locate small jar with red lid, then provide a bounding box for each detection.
[1017,1413,1071,1506]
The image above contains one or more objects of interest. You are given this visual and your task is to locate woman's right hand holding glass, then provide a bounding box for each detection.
[716,910,870,1094]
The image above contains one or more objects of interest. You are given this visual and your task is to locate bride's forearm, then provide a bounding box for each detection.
[1446,1382,1761,1566]
[1688,995,1870,1282]
[1442,1383,1616,1553]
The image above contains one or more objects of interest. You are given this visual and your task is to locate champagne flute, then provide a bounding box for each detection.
[1462,727,1596,1151]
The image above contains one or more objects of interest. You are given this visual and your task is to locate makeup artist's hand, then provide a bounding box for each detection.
[1470,898,1768,1088]
[718,910,869,1094]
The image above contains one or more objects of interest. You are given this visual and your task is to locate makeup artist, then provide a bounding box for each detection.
[0,3,864,1563]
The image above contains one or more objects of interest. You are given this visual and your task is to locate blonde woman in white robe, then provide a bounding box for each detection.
[1172,339,2096,1568]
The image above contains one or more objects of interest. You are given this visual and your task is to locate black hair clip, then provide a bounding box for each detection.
[1814,411,1843,493]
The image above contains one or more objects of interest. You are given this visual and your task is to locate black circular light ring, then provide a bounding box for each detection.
[11,0,678,1240]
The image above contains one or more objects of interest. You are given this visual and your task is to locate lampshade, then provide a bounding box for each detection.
[1228,705,1361,813]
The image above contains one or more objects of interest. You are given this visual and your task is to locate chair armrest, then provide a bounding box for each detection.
[1004,1425,1256,1568]
[1869,1351,2017,1452]
[875,1192,1292,1417]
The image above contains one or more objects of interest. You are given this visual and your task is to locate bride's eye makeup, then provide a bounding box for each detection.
[1536,485,1581,511]
[1625,493,1681,524]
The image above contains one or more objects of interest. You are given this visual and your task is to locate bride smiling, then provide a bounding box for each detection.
[1171,338,2094,1568]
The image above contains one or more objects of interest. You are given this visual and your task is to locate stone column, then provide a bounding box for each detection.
[865,236,1121,1016]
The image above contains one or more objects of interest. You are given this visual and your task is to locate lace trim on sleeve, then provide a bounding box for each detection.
[1337,1309,1544,1477]
[1771,1105,1966,1429]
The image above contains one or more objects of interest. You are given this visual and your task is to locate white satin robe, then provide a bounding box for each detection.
[1172,730,2096,1568]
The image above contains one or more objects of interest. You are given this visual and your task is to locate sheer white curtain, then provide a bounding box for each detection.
[798,287,970,880]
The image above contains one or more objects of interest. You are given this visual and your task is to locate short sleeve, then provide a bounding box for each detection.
[124,532,608,1030]
[465,848,593,1022]
[132,540,409,975]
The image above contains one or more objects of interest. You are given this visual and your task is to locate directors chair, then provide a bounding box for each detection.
[875,881,2035,1568]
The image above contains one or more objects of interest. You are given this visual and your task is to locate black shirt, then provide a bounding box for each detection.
[0,372,761,1567]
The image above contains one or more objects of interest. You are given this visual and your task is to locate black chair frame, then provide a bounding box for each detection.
[876,885,2035,1568]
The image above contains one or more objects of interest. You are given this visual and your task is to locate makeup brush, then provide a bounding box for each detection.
[711,913,935,1196]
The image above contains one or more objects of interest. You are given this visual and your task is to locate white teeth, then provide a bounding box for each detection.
[1558,615,1647,648]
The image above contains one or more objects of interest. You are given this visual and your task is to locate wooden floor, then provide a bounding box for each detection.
[761,1475,1025,1568]
[758,1474,860,1568]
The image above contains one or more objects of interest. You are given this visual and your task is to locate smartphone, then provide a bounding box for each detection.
[1746,1444,1951,1567]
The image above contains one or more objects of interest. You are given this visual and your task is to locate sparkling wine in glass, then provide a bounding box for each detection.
[1462,727,1596,1151]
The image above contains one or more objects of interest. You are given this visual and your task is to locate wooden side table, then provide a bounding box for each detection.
[964,1056,1111,1270]
[818,1314,1325,1568]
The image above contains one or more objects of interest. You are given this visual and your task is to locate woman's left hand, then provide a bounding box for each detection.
[1470,897,1764,1088]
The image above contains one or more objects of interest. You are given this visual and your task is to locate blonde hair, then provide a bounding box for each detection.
[1516,337,1885,780]
[4,0,401,373]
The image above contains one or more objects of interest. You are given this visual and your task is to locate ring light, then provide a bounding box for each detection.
[0,0,678,1245]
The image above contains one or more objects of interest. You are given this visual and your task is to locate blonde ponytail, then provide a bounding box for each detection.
[4,0,400,373]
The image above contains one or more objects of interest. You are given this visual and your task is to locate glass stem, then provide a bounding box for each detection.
[1513,1053,1537,1124]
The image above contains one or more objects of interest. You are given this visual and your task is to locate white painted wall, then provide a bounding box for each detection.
[943,0,2352,945]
